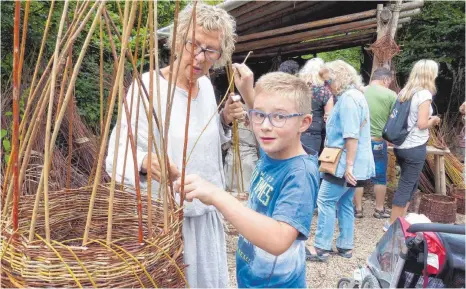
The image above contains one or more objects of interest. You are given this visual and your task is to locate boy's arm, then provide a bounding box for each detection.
[232,63,255,110]
[175,175,299,256]
[215,191,299,256]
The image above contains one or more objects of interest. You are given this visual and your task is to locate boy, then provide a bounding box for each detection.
[175,70,319,288]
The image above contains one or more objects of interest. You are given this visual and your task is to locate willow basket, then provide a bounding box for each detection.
[1,185,186,288]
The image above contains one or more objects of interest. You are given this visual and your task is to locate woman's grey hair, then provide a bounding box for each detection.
[168,3,237,68]
[299,58,325,86]
[325,60,363,95]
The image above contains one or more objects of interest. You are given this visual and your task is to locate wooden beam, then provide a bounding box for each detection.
[238,1,423,37]
[238,9,377,43]
[399,8,421,19]
[230,1,272,18]
[238,1,327,34]
[236,30,376,59]
[399,0,424,12]
[237,1,293,26]
[235,36,374,62]
[239,39,374,63]
[235,17,377,53]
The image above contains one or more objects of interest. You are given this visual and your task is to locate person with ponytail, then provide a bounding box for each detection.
[385,59,441,231]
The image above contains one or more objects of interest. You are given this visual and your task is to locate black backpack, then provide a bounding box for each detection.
[382,98,412,146]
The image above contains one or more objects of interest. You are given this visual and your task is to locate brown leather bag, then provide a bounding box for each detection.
[319,119,367,176]
[318,147,343,175]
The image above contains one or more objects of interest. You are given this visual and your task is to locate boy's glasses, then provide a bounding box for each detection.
[248,109,303,128]
[185,40,222,62]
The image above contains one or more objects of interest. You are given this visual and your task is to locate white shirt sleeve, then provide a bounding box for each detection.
[105,77,153,188]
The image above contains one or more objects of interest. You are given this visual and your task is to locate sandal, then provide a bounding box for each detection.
[336,247,353,259]
[373,207,390,219]
[306,246,331,262]
[354,208,364,218]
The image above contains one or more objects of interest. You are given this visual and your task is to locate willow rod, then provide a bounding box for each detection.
[180,2,197,208]
[11,0,21,232]
[147,0,156,238]
[65,19,74,190]
[107,0,132,245]
[42,0,70,242]
[153,0,169,233]
[17,0,30,89]
[120,0,144,186]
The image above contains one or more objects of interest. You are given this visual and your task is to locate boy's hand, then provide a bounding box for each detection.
[223,93,245,125]
[174,174,222,206]
[232,63,254,108]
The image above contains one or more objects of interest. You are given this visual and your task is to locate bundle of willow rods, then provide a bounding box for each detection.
[429,127,465,190]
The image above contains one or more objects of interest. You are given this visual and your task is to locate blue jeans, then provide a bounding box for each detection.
[371,140,388,185]
[314,179,356,250]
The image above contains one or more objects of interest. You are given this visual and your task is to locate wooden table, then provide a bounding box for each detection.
[388,145,450,195]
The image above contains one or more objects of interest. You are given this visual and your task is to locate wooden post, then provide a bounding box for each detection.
[439,156,447,195]
[371,4,391,75]
[389,1,404,39]
[435,155,441,194]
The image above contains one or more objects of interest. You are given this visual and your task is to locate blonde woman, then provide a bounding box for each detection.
[386,59,441,231]
[299,58,334,155]
[308,60,374,262]
[106,4,243,287]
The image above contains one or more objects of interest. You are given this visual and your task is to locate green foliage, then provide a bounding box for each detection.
[301,47,362,71]
[395,1,465,75]
[317,47,362,71]
[395,1,465,113]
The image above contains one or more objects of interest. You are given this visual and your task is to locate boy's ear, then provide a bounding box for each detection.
[299,114,312,133]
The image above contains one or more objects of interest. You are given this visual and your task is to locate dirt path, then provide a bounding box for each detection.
[225,196,465,288]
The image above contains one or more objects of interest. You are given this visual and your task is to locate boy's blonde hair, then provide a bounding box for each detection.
[399,59,438,102]
[168,3,237,68]
[324,60,363,96]
[299,58,325,86]
[255,72,312,114]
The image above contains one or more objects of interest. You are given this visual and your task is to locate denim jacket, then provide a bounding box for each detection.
[324,87,375,180]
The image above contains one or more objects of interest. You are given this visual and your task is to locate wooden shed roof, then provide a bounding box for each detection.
[158,1,424,63]
[230,0,424,62]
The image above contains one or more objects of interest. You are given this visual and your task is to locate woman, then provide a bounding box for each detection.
[386,59,441,231]
[308,60,374,262]
[298,58,334,155]
[224,107,258,196]
[106,4,243,287]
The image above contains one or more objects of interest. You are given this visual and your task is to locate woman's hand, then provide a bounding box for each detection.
[430,115,441,126]
[223,93,245,125]
[141,154,180,183]
[344,164,357,186]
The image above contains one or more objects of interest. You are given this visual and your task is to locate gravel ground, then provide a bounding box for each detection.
[225,193,465,288]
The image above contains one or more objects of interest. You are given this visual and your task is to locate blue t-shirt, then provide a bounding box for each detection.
[236,151,319,288]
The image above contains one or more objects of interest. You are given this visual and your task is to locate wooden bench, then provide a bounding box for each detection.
[388,145,450,195]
